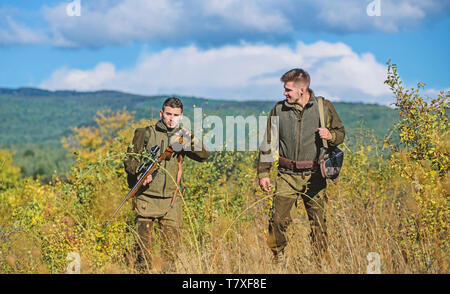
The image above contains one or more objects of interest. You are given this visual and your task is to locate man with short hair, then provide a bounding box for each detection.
[124,97,210,272]
[258,68,345,262]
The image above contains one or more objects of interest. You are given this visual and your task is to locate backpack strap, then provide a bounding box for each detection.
[317,96,328,149]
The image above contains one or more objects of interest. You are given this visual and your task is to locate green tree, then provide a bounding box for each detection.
[0,149,21,190]
[385,59,449,174]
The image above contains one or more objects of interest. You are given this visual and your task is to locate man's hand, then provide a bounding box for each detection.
[174,127,192,139]
[318,128,332,140]
[259,177,272,192]
[138,174,153,185]
[172,127,193,151]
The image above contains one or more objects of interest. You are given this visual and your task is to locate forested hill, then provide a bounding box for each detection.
[0,87,397,146]
[0,87,400,179]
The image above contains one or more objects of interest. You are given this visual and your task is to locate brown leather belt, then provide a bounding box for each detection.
[278,156,319,177]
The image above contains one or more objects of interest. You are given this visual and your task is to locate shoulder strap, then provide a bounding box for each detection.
[317,96,328,149]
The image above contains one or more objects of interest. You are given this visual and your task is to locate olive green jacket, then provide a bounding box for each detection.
[124,120,210,198]
[257,89,345,179]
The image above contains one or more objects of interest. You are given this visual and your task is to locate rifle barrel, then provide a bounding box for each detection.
[103,160,158,227]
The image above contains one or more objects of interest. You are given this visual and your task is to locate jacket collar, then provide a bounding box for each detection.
[155,119,181,136]
[283,89,317,110]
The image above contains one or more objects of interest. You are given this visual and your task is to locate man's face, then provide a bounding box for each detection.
[283,81,305,104]
[160,106,183,129]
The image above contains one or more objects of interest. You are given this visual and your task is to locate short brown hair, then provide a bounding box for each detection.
[162,97,183,112]
[280,68,310,89]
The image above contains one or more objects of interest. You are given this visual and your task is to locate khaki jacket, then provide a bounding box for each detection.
[257,89,345,179]
[124,119,210,202]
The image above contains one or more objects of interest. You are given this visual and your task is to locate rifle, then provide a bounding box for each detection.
[103,137,184,228]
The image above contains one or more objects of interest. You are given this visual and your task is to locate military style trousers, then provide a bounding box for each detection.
[267,171,328,258]
[133,195,183,271]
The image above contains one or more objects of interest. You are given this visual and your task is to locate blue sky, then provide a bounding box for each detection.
[0,0,449,105]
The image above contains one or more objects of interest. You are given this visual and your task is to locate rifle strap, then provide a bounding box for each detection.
[317,96,328,149]
[147,153,184,219]
[170,154,184,207]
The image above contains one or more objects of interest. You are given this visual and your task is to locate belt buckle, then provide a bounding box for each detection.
[290,160,296,171]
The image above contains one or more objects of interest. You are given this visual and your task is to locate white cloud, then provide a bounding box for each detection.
[31,0,450,47]
[40,41,393,104]
[0,16,46,45]
[201,0,288,32]
[421,87,450,100]
[313,52,388,97]
[0,0,447,47]
[38,0,292,48]
[315,0,450,33]
[41,0,183,47]
[43,62,117,91]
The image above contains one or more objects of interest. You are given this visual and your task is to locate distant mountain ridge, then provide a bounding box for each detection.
[0,87,398,147]
[0,87,140,98]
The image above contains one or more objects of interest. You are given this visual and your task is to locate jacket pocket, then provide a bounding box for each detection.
[134,196,154,218]
[134,195,171,218]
